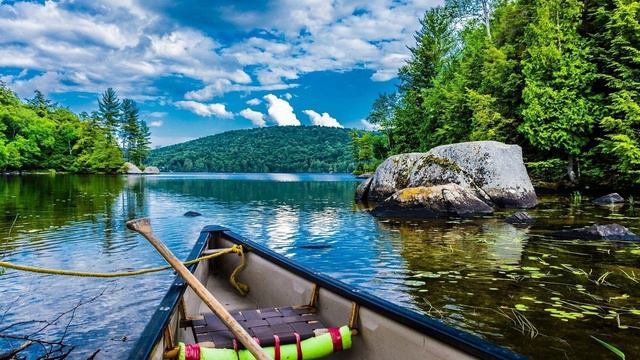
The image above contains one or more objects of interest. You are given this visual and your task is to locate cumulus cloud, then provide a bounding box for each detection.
[239,108,266,127]
[149,120,164,127]
[246,98,261,106]
[175,101,233,118]
[361,119,382,131]
[303,110,343,128]
[0,0,434,102]
[263,94,300,126]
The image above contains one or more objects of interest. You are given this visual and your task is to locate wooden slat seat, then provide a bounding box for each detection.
[191,306,325,348]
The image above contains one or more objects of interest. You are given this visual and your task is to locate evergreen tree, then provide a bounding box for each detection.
[590,0,640,183]
[27,90,55,117]
[130,119,151,166]
[519,0,597,182]
[120,98,141,163]
[97,88,121,142]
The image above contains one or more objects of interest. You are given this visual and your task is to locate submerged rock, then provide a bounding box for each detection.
[298,244,332,249]
[366,141,537,208]
[123,162,142,174]
[183,211,202,217]
[593,193,624,206]
[504,211,535,225]
[143,166,160,174]
[551,224,639,241]
[371,184,494,218]
[355,177,373,201]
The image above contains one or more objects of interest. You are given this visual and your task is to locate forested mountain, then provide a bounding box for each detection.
[148,126,356,173]
[0,84,150,173]
[352,0,640,188]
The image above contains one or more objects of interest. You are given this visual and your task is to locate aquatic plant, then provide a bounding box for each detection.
[591,336,625,359]
[571,191,582,205]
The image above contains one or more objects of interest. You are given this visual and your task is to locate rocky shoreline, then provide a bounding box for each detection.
[355,141,639,241]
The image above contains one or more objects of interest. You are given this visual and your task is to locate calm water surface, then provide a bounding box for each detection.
[0,174,639,359]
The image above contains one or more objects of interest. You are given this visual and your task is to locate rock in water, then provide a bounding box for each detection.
[504,211,535,225]
[124,163,142,174]
[366,141,537,208]
[124,162,142,174]
[355,177,373,201]
[355,172,373,179]
[183,211,202,217]
[593,193,624,205]
[371,184,494,218]
[143,166,160,174]
[551,224,639,241]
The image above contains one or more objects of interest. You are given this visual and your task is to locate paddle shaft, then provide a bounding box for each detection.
[126,218,272,360]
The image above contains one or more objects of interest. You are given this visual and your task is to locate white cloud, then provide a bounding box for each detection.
[263,94,300,126]
[149,120,164,127]
[283,93,293,100]
[239,108,266,127]
[303,110,343,128]
[148,112,167,118]
[361,119,382,131]
[175,101,234,118]
[0,0,435,102]
[246,98,261,106]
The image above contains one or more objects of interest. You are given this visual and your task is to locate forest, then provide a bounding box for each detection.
[351,0,640,188]
[148,126,355,173]
[0,84,151,173]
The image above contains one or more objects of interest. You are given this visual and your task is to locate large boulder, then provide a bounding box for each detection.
[143,166,160,174]
[124,162,142,174]
[370,184,494,218]
[551,224,639,241]
[366,141,537,208]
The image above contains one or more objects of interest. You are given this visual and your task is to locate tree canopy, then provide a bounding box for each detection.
[0,84,151,173]
[353,0,640,188]
[148,126,356,173]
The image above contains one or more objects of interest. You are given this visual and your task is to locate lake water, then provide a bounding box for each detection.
[0,174,638,359]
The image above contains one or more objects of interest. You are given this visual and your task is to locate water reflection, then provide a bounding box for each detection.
[0,175,638,359]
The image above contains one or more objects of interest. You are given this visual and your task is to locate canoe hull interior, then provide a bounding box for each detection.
[130,226,525,360]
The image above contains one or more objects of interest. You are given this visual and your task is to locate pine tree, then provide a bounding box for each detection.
[120,99,141,163]
[519,0,597,182]
[130,119,151,166]
[97,88,120,142]
[27,90,55,117]
[590,0,640,183]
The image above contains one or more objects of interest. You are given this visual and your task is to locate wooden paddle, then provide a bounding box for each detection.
[126,218,272,360]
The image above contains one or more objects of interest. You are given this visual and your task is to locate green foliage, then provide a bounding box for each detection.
[0,83,129,173]
[148,126,355,173]
[357,0,640,188]
[350,130,389,173]
[98,88,120,141]
[526,159,569,182]
[120,99,151,166]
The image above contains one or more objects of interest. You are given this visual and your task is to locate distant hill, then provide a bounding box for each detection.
[148,126,356,173]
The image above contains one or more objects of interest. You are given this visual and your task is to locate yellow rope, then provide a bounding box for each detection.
[0,245,249,296]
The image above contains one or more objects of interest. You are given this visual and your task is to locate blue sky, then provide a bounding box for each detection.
[0,0,438,147]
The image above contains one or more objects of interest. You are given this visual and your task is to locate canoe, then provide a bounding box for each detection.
[129,225,526,360]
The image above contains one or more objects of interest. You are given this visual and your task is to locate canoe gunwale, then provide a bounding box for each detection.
[218,227,526,360]
[127,225,219,360]
[128,225,527,360]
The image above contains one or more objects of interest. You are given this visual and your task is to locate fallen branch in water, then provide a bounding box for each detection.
[0,287,108,359]
[0,340,32,360]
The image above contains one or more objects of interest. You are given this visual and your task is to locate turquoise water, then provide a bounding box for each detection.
[0,174,639,359]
